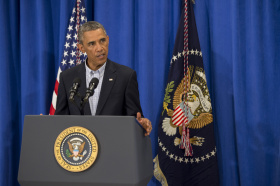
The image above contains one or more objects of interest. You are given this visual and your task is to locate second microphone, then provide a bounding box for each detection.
[83,77,99,104]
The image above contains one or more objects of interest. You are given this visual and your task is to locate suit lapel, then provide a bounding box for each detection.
[77,63,92,115]
[96,60,117,115]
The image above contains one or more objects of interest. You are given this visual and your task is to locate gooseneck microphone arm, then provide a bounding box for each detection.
[80,77,99,114]
[68,77,82,113]
[69,77,81,102]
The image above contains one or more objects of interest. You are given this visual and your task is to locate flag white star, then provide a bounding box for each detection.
[195,157,200,163]
[169,154,174,159]
[162,146,166,151]
[184,158,189,163]
[201,156,205,161]
[69,59,74,65]
[80,7,85,13]
[159,142,163,147]
[81,15,85,22]
[206,154,210,159]
[66,34,71,40]
[211,150,216,156]
[61,59,67,65]
[172,55,177,61]
[63,51,68,57]
[174,156,178,161]
[64,42,70,48]
[70,16,74,23]
[83,52,87,57]
[199,51,203,57]
[68,25,73,32]
[179,157,183,163]
[190,49,195,55]
[70,50,76,57]
[72,42,77,48]
[195,49,199,55]
[190,158,194,163]
[74,33,78,40]
[166,150,169,155]
[182,50,186,56]
[72,8,76,14]
[177,52,181,58]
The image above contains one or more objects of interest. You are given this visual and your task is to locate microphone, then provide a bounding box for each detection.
[83,78,99,103]
[69,77,81,102]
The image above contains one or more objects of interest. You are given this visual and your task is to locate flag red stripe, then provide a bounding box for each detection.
[54,80,59,95]
[49,104,55,115]
[173,112,184,124]
[173,114,185,126]
[172,110,183,121]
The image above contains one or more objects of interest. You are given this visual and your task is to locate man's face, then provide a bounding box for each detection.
[78,28,109,71]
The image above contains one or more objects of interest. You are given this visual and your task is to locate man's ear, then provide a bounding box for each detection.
[78,43,85,53]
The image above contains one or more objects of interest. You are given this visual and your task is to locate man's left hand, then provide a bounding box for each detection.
[136,112,152,136]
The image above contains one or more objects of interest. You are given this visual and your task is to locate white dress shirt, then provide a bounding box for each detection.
[85,61,106,115]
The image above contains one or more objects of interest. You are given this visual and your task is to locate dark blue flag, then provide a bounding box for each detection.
[154,0,219,185]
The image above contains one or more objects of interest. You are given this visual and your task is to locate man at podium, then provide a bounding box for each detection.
[55,21,152,136]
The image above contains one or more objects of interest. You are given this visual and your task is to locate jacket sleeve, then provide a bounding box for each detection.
[124,70,143,116]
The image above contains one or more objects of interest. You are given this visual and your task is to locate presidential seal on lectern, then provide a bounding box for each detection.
[54,126,98,172]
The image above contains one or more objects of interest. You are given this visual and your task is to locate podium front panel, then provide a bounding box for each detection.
[18,115,153,186]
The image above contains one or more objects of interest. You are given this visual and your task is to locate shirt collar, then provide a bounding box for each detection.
[85,59,107,76]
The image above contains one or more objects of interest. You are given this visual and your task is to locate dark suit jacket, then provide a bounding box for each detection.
[55,59,143,116]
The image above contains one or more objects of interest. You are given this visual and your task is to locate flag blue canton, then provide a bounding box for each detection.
[154,0,219,185]
[60,0,87,72]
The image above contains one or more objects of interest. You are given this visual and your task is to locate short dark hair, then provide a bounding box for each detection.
[78,21,107,44]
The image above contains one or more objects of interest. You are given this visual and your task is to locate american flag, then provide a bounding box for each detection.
[49,0,87,115]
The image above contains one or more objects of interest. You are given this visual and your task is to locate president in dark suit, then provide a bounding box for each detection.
[55,21,152,136]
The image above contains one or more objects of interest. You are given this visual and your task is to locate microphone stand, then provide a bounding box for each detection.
[69,92,85,115]
[79,90,94,115]
[80,98,86,115]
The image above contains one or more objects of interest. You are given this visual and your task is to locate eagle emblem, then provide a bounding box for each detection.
[66,137,87,161]
[162,66,213,148]
[54,126,98,172]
